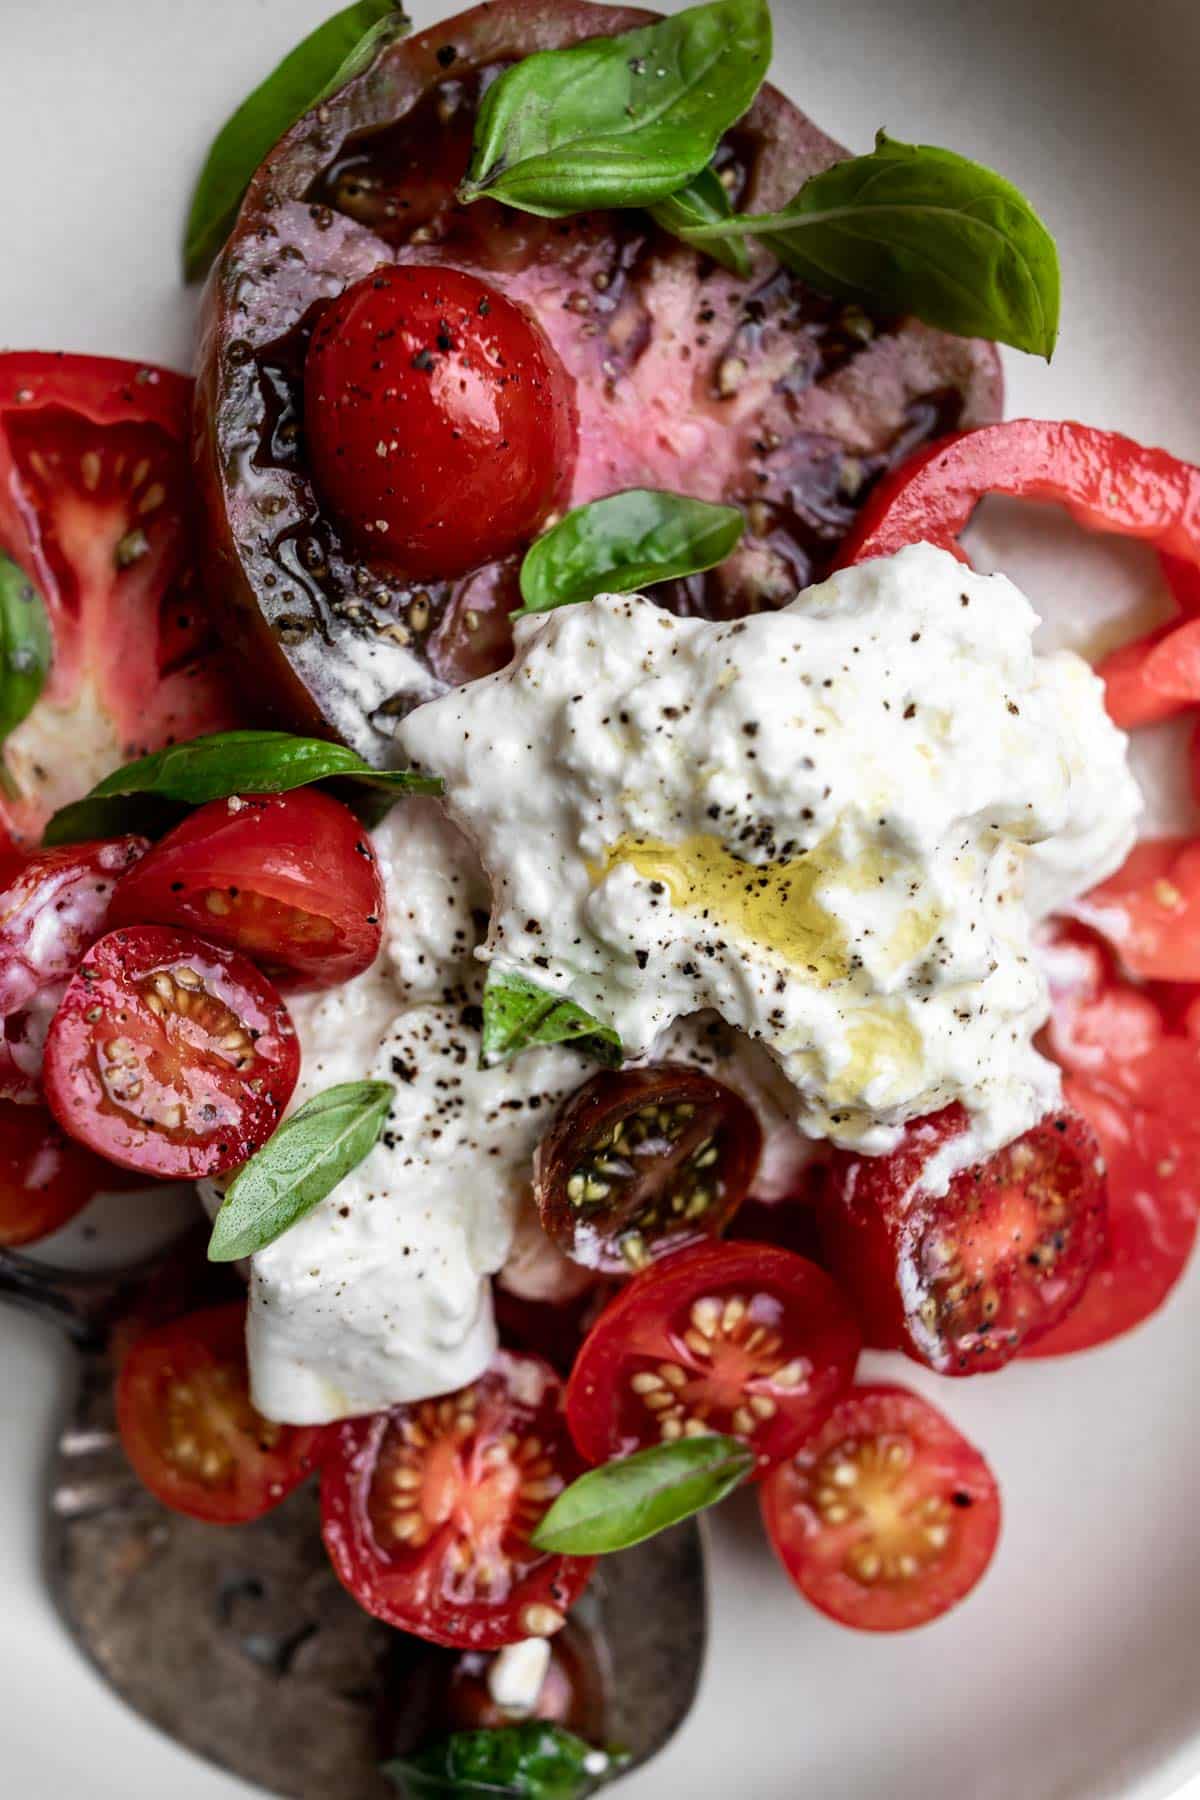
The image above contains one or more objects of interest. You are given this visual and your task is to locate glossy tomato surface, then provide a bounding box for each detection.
[304,264,577,580]
[0,354,241,846]
[819,1106,1107,1374]
[43,925,298,1178]
[116,1302,322,1523]
[321,1351,594,1650]
[566,1240,860,1475]
[1071,836,1200,982]
[534,1064,762,1275]
[109,789,385,990]
[761,1384,1001,1632]
[0,1100,116,1247]
[0,836,148,1100]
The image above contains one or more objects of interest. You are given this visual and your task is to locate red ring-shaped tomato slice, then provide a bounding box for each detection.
[565,1240,861,1476]
[760,1384,1001,1633]
[116,1302,323,1523]
[533,1064,762,1276]
[320,1351,594,1650]
[42,924,299,1178]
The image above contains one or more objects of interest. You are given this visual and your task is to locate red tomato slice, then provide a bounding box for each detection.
[1096,622,1200,731]
[565,1241,860,1475]
[533,1065,762,1275]
[0,354,243,846]
[1026,924,1200,1353]
[0,1099,117,1247]
[760,1384,1001,1633]
[116,1302,322,1523]
[1071,836,1200,982]
[42,924,298,1178]
[320,1351,594,1650]
[0,836,148,1100]
[108,789,385,991]
[818,1107,1107,1375]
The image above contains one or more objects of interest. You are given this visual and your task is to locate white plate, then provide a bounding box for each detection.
[2,2,1199,1796]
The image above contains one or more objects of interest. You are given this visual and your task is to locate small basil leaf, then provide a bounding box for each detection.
[516,490,744,617]
[648,165,751,276]
[691,131,1060,359]
[208,1081,394,1262]
[43,730,441,846]
[183,1,410,282]
[458,0,772,219]
[531,1436,754,1555]
[480,972,622,1071]
[0,553,52,749]
[383,1722,628,1800]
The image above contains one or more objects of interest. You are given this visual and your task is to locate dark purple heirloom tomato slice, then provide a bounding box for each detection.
[108,788,385,990]
[42,925,299,1178]
[818,1107,1107,1375]
[320,1351,594,1650]
[761,1385,1001,1632]
[534,1064,762,1274]
[194,0,1001,762]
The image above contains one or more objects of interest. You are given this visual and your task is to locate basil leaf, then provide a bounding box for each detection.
[517,490,744,618]
[648,165,751,276]
[0,553,52,749]
[531,1436,753,1555]
[458,0,772,219]
[208,1081,394,1262]
[383,1723,627,1800]
[183,1,411,282]
[480,972,622,1071]
[43,729,441,846]
[691,131,1060,359]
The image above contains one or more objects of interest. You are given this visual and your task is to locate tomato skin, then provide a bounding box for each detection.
[43,925,299,1178]
[0,836,148,1101]
[565,1240,860,1476]
[760,1384,1001,1633]
[320,1351,594,1650]
[0,354,241,846]
[534,1065,763,1275]
[108,790,385,991]
[116,1302,322,1523]
[819,1107,1107,1375]
[0,1100,117,1247]
[304,264,577,581]
[1071,836,1200,983]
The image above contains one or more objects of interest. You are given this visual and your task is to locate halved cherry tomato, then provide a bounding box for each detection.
[818,1107,1107,1374]
[0,1099,117,1247]
[1071,837,1200,982]
[565,1241,860,1475]
[760,1384,1001,1633]
[108,790,385,990]
[43,925,298,1178]
[304,265,577,581]
[0,836,148,1100]
[1026,925,1200,1352]
[116,1302,322,1523]
[533,1066,762,1276]
[0,354,242,845]
[320,1351,594,1650]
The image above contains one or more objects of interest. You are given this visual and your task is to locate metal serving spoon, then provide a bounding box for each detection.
[0,1237,707,1798]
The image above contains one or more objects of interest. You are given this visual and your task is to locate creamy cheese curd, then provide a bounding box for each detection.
[400,544,1141,1175]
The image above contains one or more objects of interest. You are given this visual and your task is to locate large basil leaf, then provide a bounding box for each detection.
[480,971,622,1071]
[648,166,751,276]
[458,0,772,218]
[208,1081,394,1262]
[183,2,411,281]
[0,553,52,755]
[383,1722,628,1799]
[43,729,441,846]
[690,131,1060,359]
[531,1436,754,1554]
[517,490,744,617]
